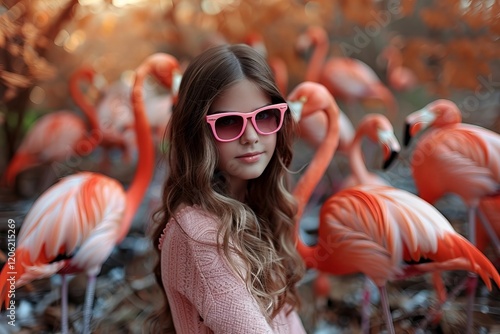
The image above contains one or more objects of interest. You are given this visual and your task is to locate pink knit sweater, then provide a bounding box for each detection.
[159,205,306,334]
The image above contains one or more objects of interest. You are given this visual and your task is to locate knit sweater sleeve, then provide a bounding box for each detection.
[160,206,275,333]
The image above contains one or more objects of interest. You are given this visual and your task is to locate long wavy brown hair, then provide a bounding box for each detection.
[145,44,304,333]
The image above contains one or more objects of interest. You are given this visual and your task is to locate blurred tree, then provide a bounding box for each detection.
[1,0,78,163]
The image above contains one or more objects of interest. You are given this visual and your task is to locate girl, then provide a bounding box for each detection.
[147,44,306,333]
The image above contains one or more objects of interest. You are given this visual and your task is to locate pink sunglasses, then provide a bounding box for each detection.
[206,103,288,142]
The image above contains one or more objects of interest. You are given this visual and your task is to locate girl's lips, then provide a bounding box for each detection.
[237,152,262,163]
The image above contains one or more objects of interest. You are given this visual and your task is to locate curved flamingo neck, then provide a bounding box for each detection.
[269,57,288,96]
[293,101,339,260]
[305,28,329,82]
[348,132,371,184]
[69,68,100,154]
[118,66,156,241]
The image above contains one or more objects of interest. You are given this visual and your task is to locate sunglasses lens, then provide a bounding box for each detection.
[214,115,244,140]
[255,107,282,134]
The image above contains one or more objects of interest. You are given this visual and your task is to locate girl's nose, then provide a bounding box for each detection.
[239,121,259,144]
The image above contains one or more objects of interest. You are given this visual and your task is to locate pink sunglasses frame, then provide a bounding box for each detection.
[206,103,289,142]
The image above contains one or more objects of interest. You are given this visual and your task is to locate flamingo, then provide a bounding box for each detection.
[1,67,120,189]
[287,82,500,334]
[97,58,181,155]
[243,32,289,96]
[338,113,400,190]
[404,99,500,333]
[403,99,500,249]
[0,53,179,333]
[296,25,398,123]
[377,41,418,92]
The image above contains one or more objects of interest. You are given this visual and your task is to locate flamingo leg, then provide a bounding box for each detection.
[417,274,468,331]
[477,208,500,258]
[466,206,478,334]
[361,276,371,334]
[82,275,97,334]
[378,285,395,334]
[61,274,69,334]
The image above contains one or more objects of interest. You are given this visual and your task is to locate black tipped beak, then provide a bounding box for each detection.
[403,123,412,147]
[383,150,399,170]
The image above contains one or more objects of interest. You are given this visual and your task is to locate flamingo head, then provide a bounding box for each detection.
[171,72,183,105]
[286,82,336,120]
[139,53,181,89]
[404,99,462,147]
[358,114,400,170]
[295,26,327,57]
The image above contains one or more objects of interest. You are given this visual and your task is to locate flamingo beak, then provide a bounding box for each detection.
[287,96,307,122]
[403,122,412,147]
[379,129,401,170]
[383,150,399,170]
[403,107,434,147]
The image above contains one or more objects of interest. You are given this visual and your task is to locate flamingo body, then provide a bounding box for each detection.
[297,26,397,120]
[317,185,500,288]
[4,112,88,186]
[0,172,126,295]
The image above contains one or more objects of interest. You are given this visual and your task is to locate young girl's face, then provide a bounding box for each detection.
[209,79,277,198]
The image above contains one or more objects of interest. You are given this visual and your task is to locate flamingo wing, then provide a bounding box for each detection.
[321,58,380,98]
[366,185,500,289]
[317,184,500,289]
[319,187,404,286]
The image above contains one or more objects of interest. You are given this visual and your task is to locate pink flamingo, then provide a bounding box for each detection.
[97,60,181,155]
[2,67,115,188]
[378,43,418,92]
[244,32,289,96]
[404,99,500,333]
[296,25,398,122]
[0,53,179,334]
[288,82,500,334]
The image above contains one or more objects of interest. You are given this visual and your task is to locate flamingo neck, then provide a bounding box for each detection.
[386,47,402,73]
[269,57,288,96]
[306,30,328,82]
[119,71,155,241]
[371,84,398,121]
[69,70,100,155]
[293,104,339,261]
[348,134,371,184]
